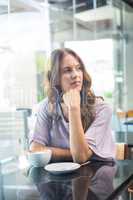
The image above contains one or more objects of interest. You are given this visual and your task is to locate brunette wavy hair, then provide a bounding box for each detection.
[47,48,96,132]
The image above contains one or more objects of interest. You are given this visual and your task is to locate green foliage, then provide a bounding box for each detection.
[36,54,45,73]
[35,52,50,103]
[36,52,47,102]
[104,91,113,98]
[37,89,47,102]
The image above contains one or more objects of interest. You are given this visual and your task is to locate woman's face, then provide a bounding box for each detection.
[60,53,83,92]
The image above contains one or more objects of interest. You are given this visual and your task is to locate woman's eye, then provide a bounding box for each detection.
[62,65,82,73]
[64,68,71,73]
[77,66,82,70]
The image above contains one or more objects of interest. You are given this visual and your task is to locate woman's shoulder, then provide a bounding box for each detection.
[33,97,49,114]
[95,97,113,115]
[38,97,49,107]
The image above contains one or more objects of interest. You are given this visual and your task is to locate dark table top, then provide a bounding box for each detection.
[124,120,133,125]
[0,158,133,200]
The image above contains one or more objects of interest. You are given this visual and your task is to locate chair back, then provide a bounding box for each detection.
[0,111,29,161]
[116,143,133,160]
[128,183,133,200]
[116,109,133,133]
[126,110,133,118]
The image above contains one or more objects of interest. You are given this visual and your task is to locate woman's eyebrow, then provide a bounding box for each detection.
[62,66,71,70]
[63,63,80,68]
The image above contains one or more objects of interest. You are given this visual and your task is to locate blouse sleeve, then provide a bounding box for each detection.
[85,102,116,159]
[29,98,51,146]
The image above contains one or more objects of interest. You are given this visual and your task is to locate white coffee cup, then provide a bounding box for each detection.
[27,150,52,167]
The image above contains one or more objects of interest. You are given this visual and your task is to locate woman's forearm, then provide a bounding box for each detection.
[63,89,93,163]
[69,107,93,163]
[30,142,72,162]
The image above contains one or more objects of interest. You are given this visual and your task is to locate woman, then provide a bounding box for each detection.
[30,48,116,163]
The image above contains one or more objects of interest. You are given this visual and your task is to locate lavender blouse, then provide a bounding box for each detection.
[30,98,116,161]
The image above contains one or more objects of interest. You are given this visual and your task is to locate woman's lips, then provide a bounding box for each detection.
[71,81,81,87]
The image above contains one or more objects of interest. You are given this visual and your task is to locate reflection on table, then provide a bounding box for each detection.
[32,164,117,200]
[0,158,133,200]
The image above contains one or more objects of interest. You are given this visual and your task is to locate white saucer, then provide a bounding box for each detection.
[44,162,81,175]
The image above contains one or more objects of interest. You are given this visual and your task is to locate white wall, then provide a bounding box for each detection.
[124,10,133,109]
[13,48,38,108]
[0,11,51,109]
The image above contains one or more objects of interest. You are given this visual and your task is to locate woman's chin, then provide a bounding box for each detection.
[63,86,82,92]
[71,86,82,91]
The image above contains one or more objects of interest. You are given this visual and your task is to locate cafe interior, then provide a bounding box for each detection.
[0,0,133,199]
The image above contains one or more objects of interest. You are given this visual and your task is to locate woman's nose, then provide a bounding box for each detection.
[71,69,78,78]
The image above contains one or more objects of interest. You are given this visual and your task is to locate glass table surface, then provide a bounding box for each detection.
[0,158,133,200]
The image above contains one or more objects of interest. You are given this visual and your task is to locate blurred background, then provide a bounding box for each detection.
[0,0,133,159]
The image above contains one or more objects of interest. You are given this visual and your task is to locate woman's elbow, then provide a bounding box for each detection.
[29,142,45,152]
[72,150,92,164]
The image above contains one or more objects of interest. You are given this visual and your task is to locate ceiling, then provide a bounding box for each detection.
[0,0,45,14]
[1,0,133,15]
[122,0,133,7]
